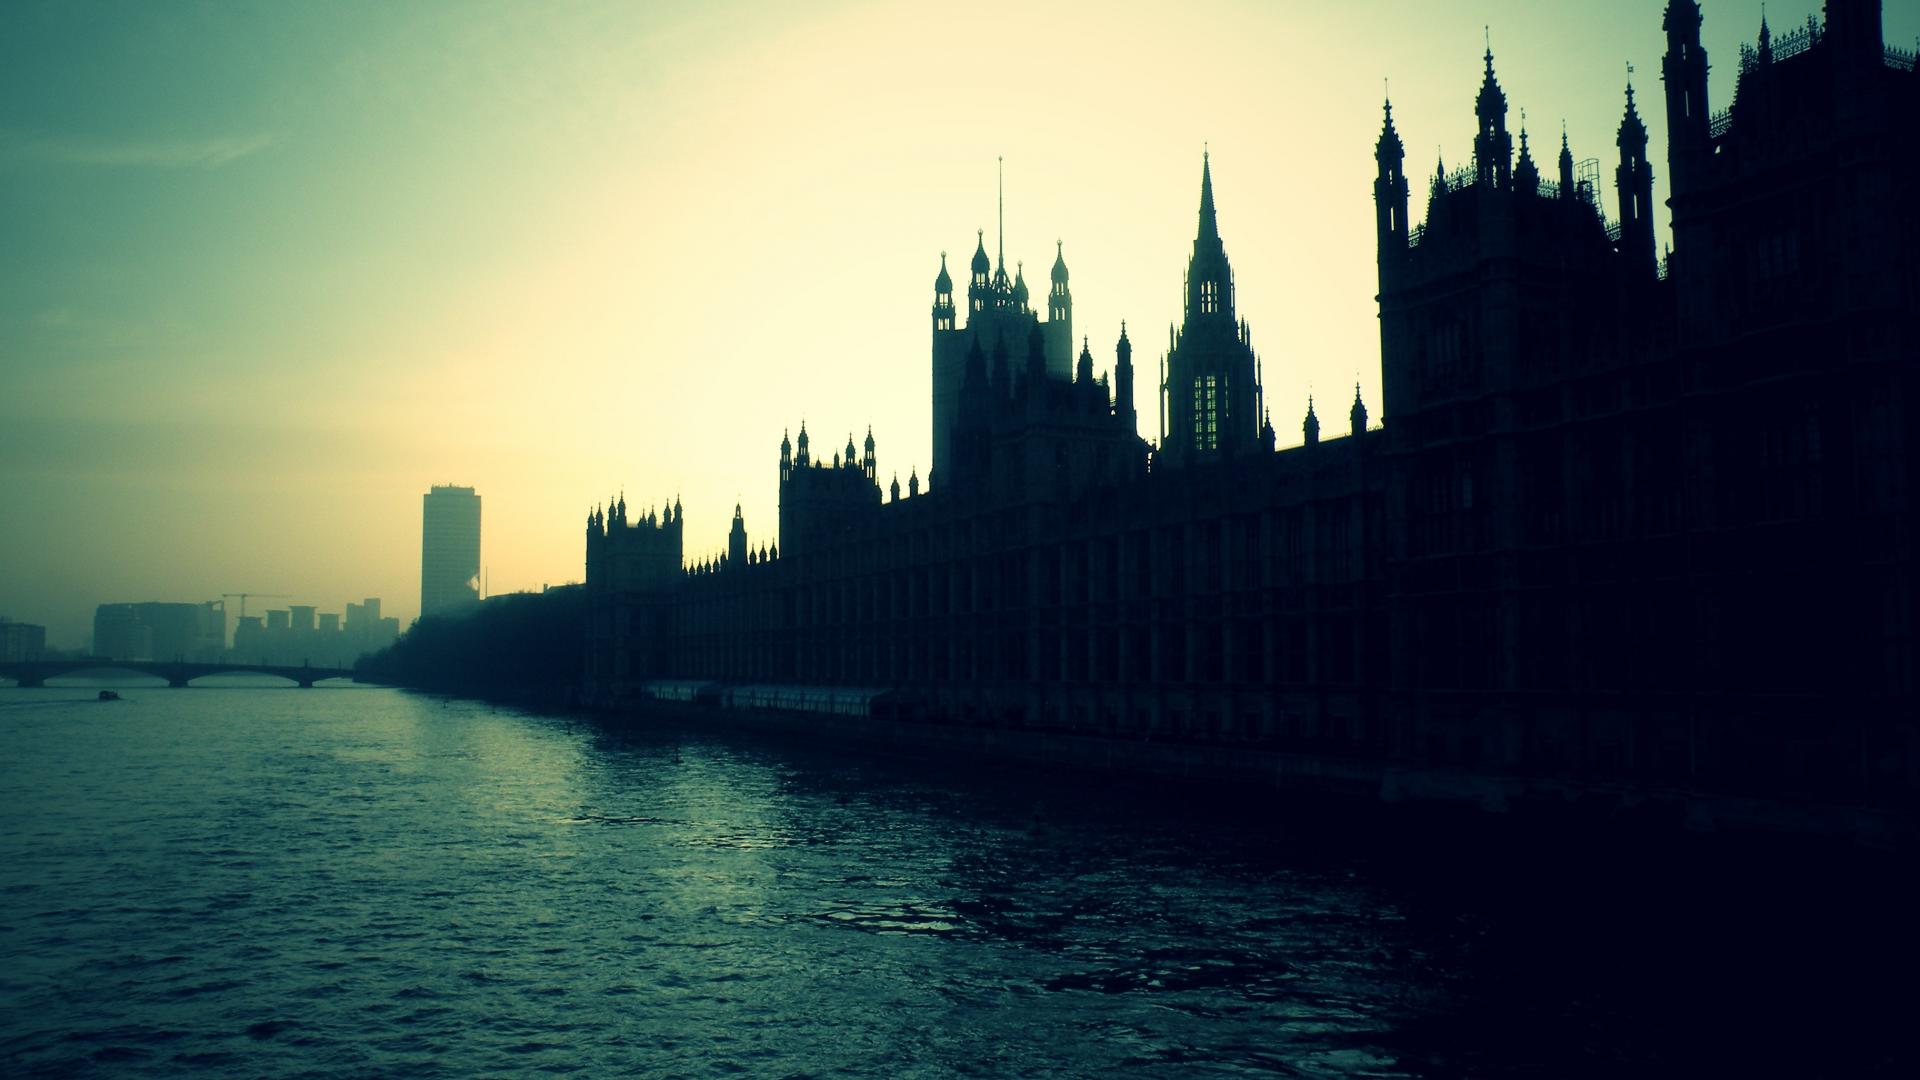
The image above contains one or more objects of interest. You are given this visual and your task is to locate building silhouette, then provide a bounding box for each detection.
[0,618,46,662]
[421,485,482,620]
[91,602,225,662]
[233,596,399,666]
[586,1,1917,813]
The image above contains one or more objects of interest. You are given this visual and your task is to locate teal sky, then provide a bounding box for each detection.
[4,1,1911,648]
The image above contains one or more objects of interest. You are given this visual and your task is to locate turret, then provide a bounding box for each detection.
[889,473,900,502]
[1076,336,1094,385]
[780,429,793,483]
[1616,82,1658,281]
[967,231,991,315]
[1558,127,1576,199]
[1114,323,1136,430]
[1011,262,1029,312]
[1048,241,1071,325]
[795,422,810,468]
[1474,43,1513,189]
[908,468,920,497]
[1303,397,1320,447]
[862,427,876,481]
[1513,119,1539,193]
[1375,98,1409,260]
[727,504,747,568]
[932,253,955,332]
[843,433,858,470]
[1350,383,1368,438]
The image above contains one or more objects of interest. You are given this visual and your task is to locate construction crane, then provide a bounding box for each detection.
[218,593,289,621]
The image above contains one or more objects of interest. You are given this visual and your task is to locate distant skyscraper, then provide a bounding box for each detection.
[421,485,482,619]
[90,602,223,662]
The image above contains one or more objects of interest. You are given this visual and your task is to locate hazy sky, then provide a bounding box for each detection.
[4,0,1910,648]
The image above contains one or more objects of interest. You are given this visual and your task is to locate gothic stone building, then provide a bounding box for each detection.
[588,0,1918,811]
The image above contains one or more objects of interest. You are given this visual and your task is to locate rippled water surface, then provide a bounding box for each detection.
[1,683,1911,1077]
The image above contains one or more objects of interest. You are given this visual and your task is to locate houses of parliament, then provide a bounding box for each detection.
[585,1,1918,817]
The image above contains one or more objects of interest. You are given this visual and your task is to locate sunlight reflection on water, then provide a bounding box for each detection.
[0,686,1908,1077]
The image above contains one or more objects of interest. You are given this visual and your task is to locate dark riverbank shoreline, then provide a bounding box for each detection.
[359,655,1913,855]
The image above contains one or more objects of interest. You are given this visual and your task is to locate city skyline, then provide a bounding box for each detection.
[5,1,1917,649]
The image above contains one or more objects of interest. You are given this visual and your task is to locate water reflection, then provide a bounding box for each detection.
[0,688,1911,1077]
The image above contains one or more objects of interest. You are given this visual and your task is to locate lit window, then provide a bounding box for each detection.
[1191,374,1222,450]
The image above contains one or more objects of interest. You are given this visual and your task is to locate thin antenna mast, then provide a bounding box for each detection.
[997,156,1004,268]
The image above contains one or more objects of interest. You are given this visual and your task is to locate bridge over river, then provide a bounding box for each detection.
[0,660,358,688]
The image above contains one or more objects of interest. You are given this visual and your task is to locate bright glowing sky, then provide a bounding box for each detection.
[4,1,1911,648]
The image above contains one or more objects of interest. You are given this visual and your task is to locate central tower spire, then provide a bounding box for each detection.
[1197,148,1219,242]
[1163,152,1260,465]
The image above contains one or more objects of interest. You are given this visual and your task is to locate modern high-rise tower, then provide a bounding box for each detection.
[420,485,481,620]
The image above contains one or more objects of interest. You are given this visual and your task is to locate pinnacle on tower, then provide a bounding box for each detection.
[1376,96,1403,160]
[1619,79,1646,146]
[1197,149,1220,242]
[1515,114,1540,191]
[1559,125,1575,197]
[1474,33,1513,188]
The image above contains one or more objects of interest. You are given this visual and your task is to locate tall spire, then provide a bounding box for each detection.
[1186,150,1232,321]
[1197,147,1219,242]
[1616,76,1657,281]
[1376,95,1409,258]
[1558,124,1575,198]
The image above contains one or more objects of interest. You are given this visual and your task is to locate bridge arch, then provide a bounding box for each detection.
[0,660,357,688]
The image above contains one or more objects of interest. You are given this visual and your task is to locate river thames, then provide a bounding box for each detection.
[1,681,1911,1077]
